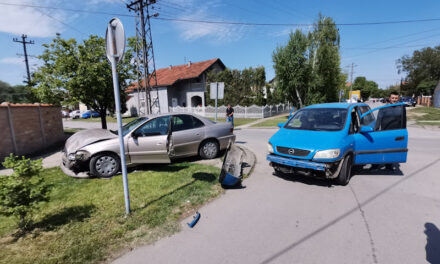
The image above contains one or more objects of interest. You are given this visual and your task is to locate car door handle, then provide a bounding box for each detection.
[395,136,405,141]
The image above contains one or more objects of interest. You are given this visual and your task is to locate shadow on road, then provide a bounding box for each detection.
[272,171,333,188]
[425,222,440,264]
[351,164,404,177]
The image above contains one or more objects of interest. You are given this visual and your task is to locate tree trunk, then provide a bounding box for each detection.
[295,88,304,108]
[100,109,107,129]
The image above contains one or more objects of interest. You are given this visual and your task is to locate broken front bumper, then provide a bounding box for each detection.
[267,154,344,179]
[61,153,91,178]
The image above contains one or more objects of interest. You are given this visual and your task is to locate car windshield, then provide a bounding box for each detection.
[285,108,348,131]
[111,117,148,136]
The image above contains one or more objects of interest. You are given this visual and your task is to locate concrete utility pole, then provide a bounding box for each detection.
[127,0,160,115]
[13,34,34,85]
[348,63,357,100]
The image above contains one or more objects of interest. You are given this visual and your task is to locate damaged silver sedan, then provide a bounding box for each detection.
[62,113,235,178]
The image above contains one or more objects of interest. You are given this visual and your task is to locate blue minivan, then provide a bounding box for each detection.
[267,102,408,185]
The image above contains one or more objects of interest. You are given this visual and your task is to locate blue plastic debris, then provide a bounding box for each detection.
[187,212,201,228]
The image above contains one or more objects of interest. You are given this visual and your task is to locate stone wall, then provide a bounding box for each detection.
[0,103,64,162]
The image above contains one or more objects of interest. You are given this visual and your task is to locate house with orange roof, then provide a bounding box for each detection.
[126,58,225,115]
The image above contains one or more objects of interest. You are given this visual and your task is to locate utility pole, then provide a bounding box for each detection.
[13,34,34,85]
[127,0,160,115]
[348,63,357,101]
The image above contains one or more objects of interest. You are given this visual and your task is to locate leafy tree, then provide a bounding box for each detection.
[206,66,267,106]
[273,29,311,108]
[352,76,380,100]
[33,35,135,129]
[0,155,50,232]
[0,81,35,103]
[397,45,440,96]
[273,14,341,108]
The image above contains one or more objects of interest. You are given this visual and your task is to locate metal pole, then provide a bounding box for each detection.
[215,82,218,122]
[108,23,130,214]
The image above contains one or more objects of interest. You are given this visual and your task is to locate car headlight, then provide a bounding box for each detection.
[313,149,340,159]
[68,153,76,161]
[74,150,90,161]
[267,143,274,154]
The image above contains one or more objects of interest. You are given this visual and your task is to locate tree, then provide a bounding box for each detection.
[0,81,35,103]
[273,29,311,108]
[273,14,341,108]
[33,35,134,129]
[352,76,380,100]
[0,155,50,232]
[397,45,440,96]
[206,66,267,106]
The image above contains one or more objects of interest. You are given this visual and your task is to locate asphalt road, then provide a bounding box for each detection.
[113,126,440,264]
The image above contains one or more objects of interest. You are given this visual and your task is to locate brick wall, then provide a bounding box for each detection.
[0,103,64,162]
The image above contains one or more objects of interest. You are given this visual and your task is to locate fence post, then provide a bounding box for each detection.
[6,104,18,154]
[245,106,247,118]
[37,104,47,147]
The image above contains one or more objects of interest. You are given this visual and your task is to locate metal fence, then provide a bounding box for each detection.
[168,103,292,118]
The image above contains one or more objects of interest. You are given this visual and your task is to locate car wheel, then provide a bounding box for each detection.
[199,140,219,159]
[335,155,352,186]
[90,153,120,178]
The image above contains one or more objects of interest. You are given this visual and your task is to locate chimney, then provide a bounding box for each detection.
[187,61,191,67]
[169,65,172,70]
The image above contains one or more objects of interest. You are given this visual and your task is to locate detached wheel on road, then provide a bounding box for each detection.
[90,153,120,178]
[199,140,219,159]
[335,155,352,186]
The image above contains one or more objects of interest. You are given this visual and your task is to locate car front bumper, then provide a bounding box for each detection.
[267,154,344,179]
[61,152,91,178]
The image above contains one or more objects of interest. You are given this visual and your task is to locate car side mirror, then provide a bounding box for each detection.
[360,125,374,133]
[277,122,285,128]
[131,131,139,139]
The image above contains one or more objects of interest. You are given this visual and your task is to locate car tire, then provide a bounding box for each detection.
[335,155,352,186]
[89,153,120,178]
[199,140,219,159]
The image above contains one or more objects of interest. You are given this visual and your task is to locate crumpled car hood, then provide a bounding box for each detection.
[65,129,117,154]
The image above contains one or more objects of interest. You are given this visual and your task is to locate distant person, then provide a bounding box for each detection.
[371,91,401,171]
[226,104,234,127]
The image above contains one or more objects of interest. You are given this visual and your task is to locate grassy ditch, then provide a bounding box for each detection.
[0,163,222,264]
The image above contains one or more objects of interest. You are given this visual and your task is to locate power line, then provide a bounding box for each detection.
[2,2,440,27]
[36,8,87,36]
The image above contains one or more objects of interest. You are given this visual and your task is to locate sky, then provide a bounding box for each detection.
[0,0,439,89]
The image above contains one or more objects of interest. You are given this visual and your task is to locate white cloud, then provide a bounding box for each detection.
[174,8,245,42]
[0,0,65,38]
[0,57,24,65]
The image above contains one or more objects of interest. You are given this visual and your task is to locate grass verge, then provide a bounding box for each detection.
[209,118,257,127]
[0,163,222,264]
[251,116,289,127]
[415,121,440,126]
[407,107,440,121]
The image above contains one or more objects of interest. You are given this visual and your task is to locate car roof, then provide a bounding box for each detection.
[304,102,368,109]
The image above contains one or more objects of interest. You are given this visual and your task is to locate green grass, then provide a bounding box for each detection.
[251,116,289,127]
[209,118,257,127]
[71,117,137,123]
[416,121,440,126]
[407,107,440,121]
[0,163,222,264]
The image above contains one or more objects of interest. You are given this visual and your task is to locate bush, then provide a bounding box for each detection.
[0,154,50,231]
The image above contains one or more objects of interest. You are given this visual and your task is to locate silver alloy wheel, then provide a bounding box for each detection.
[203,142,218,158]
[95,155,117,177]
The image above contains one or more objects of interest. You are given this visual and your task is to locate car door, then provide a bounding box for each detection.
[354,103,408,164]
[126,115,172,164]
[171,114,205,157]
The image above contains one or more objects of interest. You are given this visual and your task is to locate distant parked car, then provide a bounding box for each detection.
[61,110,69,118]
[69,110,82,119]
[81,110,100,119]
[62,113,236,177]
[400,96,416,107]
